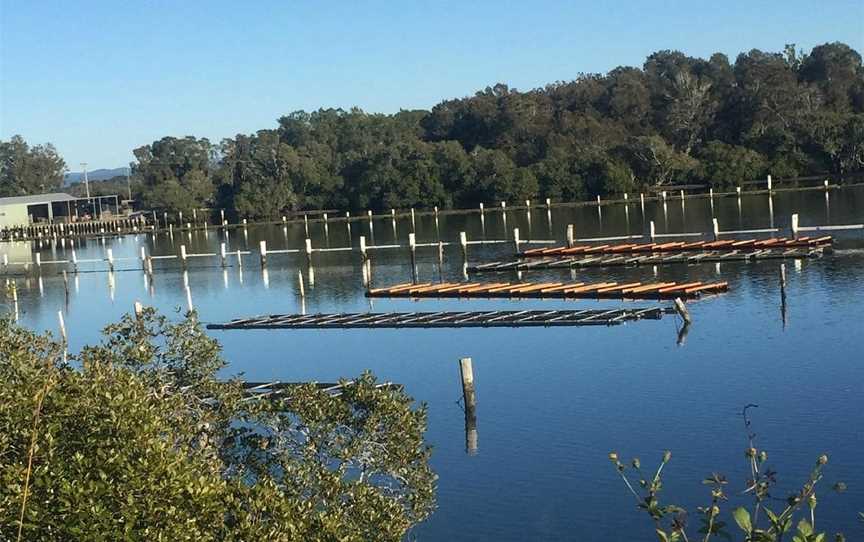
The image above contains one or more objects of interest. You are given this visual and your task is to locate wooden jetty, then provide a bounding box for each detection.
[470,247,823,273]
[207,308,669,330]
[519,236,833,258]
[366,281,728,300]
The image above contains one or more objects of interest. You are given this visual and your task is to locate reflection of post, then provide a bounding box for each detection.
[459,357,478,455]
[676,322,690,346]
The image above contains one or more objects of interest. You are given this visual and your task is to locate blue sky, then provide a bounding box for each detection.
[1,0,862,170]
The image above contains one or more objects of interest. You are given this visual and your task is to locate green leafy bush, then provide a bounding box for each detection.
[610,406,858,541]
[0,309,435,541]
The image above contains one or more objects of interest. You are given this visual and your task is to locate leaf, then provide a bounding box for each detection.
[656,529,670,542]
[797,518,813,536]
[732,507,752,533]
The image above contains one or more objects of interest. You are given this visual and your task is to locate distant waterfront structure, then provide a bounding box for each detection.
[0,192,122,228]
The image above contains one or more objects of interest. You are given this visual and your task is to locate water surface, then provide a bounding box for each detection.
[6,187,864,540]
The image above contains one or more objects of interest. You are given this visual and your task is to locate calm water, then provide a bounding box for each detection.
[5,188,864,540]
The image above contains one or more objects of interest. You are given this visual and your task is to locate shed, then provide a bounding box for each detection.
[0,193,78,228]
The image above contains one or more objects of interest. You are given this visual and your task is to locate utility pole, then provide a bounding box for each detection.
[126,166,132,201]
[81,162,91,200]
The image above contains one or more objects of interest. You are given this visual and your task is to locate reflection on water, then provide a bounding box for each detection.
[4,187,864,541]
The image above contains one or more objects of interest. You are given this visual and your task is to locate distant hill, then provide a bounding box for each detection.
[64,168,127,185]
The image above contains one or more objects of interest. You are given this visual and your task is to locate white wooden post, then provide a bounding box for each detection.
[460,231,468,258]
[106,248,114,271]
[791,213,799,239]
[712,218,720,241]
[513,227,520,253]
[180,245,187,268]
[566,224,575,248]
[359,235,367,260]
[259,240,267,266]
[649,220,656,242]
[767,174,773,191]
[220,242,227,267]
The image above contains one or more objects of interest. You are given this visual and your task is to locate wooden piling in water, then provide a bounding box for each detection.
[673,298,691,325]
[780,263,787,301]
[459,357,478,455]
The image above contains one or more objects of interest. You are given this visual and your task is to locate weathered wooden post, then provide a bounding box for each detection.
[220,209,225,224]
[236,249,243,268]
[2,253,7,272]
[305,238,313,265]
[71,249,78,273]
[259,240,267,267]
[513,227,521,253]
[779,263,787,301]
[359,235,368,261]
[146,255,154,276]
[180,245,188,269]
[178,211,183,225]
[460,231,468,260]
[140,246,147,270]
[640,192,645,210]
[410,208,415,230]
[566,224,575,248]
[673,298,691,325]
[712,218,720,241]
[408,232,417,282]
[661,190,667,201]
[596,195,601,205]
[62,270,69,298]
[545,197,552,209]
[649,220,656,242]
[437,239,444,262]
[479,202,484,215]
[459,357,478,455]
[736,186,742,197]
[525,199,531,208]
[824,179,829,191]
[35,252,42,271]
[57,310,67,345]
[500,201,506,211]
[297,270,305,297]
[134,301,143,317]
[679,189,685,200]
[106,249,114,272]
[791,213,799,239]
[220,242,227,267]
[767,174,773,192]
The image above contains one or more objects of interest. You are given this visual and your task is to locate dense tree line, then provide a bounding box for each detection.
[6,43,863,217]
[0,136,67,198]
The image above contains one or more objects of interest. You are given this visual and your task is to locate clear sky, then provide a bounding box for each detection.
[1,0,862,170]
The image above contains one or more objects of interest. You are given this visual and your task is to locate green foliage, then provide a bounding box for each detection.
[610,407,856,541]
[133,136,216,214]
[698,141,768,187]
[0,310,435,541]
[0,135,67,197]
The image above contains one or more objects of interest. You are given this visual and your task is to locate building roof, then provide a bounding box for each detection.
[0,193,78,206]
